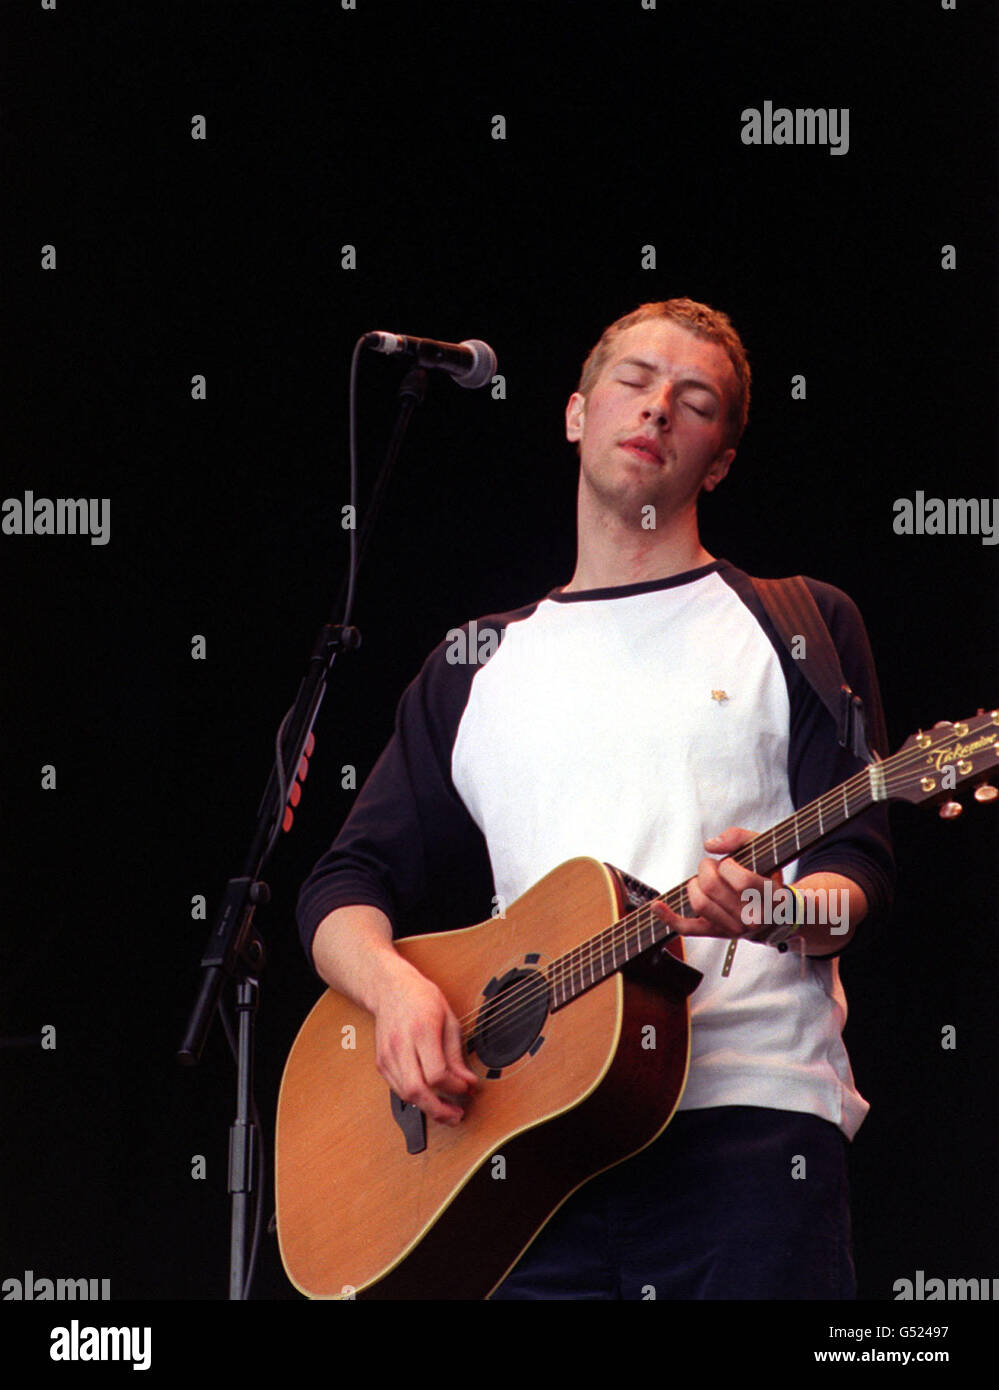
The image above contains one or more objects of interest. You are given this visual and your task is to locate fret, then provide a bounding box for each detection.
[550,765,880,1010]
[869,760,887,802]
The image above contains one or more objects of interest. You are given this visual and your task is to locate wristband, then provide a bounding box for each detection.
[758,885,805,949]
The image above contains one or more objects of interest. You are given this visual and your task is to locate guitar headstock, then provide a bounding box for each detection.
[889,709,999,812]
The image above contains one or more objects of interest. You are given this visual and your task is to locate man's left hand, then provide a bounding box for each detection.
[650,825,784,940]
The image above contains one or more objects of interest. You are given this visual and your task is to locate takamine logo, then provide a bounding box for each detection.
[894,1270,999,1300]
[927,731,997,773]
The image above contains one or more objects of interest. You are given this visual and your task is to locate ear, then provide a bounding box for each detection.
[702,447,735,493]
[565,392,586,443]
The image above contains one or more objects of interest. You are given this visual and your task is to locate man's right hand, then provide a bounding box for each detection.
[370,957,478,1126]
[310,903,478,1127]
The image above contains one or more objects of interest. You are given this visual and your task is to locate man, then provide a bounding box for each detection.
[297,299,894,1299]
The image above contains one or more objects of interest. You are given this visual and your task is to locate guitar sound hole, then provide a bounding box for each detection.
[471,967,550,1071]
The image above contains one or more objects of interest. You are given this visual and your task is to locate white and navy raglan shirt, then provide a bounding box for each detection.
[297,560,894,1139]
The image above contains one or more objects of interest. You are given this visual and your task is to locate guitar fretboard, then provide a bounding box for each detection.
[547,758,883,1010]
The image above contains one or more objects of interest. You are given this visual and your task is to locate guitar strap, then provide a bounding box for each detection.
[751,575,882,766]
[618,576,882,977]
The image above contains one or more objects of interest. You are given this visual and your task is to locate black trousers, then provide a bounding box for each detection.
[490,1105,855,1300]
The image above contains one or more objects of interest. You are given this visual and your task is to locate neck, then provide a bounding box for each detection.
[564,488,712,592]
[549,758,885,1010]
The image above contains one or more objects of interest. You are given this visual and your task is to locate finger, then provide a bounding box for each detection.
[384,1063,463,1126]
[411,1076,466,1126]
[416,1023,478,1125]
[650,898,712,937]
[379,1032,465,1126]
[713,855,761,898]
[706,859,789,930]
[698,854,786,931]
[704,825,755,853]
[689,863,747,934]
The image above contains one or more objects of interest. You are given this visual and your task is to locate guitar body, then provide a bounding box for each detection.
[275,708,998,1299]
[275,857,700,1300]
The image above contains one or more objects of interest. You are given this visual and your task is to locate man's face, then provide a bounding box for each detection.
[565,319,738,524]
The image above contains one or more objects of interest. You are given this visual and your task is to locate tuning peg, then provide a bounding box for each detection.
[973,784,998,803]
[939,801,963,819]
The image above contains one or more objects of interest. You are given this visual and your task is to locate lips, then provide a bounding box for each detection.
[620,435,663,464]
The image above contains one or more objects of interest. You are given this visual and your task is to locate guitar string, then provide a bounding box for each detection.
[454,748,920,1040]
[456,736,994,1044]
[452,730,996,1046]
[458,742,994,1046]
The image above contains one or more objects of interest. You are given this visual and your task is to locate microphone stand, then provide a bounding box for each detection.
[176,366,429,1299]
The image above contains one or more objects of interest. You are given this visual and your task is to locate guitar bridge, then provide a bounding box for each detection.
[389,1090,427,1155]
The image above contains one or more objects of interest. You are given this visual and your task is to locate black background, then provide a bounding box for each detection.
[2,0,997,1349]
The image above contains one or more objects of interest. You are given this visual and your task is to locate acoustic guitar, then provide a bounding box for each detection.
[275,710,998,1299]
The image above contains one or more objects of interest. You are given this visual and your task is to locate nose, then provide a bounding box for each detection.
[641,383,672,426]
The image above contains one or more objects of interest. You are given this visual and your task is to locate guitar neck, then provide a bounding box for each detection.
[548,759,887,1010]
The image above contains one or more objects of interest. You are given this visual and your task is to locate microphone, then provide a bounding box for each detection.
[363,331,497,389]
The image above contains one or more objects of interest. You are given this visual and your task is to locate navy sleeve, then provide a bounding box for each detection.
[722,565,895,949]
[296,637,495,969]
[784,579,895,942]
